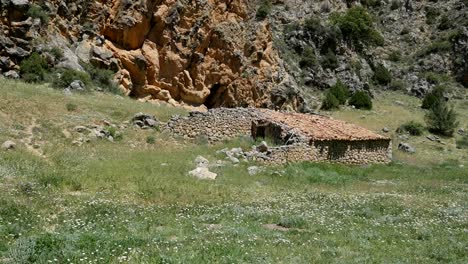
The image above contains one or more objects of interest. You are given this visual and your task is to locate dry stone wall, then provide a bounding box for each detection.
[166,108,266,143]
[257,140,392,165]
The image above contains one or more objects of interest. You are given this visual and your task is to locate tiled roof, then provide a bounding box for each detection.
[258,109,389,141]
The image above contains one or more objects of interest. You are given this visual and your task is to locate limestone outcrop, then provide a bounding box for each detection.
[101,0,287,108]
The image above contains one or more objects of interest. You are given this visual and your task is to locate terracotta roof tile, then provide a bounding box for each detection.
[258,109,389,141]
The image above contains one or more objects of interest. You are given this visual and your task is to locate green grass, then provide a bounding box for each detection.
[0,78,467,263]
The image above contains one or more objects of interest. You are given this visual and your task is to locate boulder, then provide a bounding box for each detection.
[2,140,16,150]
[256,141,269,153]
[68,80,85,91]
[189,167,217,180]
[4,70,19,79]
[398,142,415,153]
[131,113,159,129]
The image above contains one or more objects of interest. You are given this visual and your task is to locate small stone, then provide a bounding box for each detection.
[458,128,465,135]
[382,127,389,133]
[247,166,263,176]
[189,167,217,180]
[227,155,240,164]
[398,142,415,153]
[68,80,85,91]
[2,140,16,150]
[74,126,88,133]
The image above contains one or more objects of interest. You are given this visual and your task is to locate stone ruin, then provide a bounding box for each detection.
[166,108,392,164]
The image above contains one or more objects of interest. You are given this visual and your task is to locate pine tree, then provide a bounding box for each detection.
[425,99,459,136]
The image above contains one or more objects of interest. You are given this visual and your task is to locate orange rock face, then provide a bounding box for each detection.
[100,0,284,108]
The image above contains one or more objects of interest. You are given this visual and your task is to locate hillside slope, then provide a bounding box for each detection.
[0,78,467,262]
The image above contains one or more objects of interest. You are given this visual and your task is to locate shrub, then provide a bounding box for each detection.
[417,41,452,57]
[373,64,392,85]
[20,52,49,83]
[438,15,453,30]
[83,64,120,94]
[397,121,425,136]
[299,47,317,69]
[53,69,91,89]
[27,5,49,24]
[321,92,340,110]
[390,0,402,10]
[425,99,459,137]
[456,135,468,149]
[422,86,445,109]
[320,49,338,69]
[389,79,406,91]
[66,103,77,112]
[146,136,156,144]
[349,91,372,110]
[331,6,384,50]
[329,80,349,104]
[360,0,382,8]
[49,47,64,61]
[304,17,322,36]
[256,0,271,20]
[400,27,410,35]
[424,6,440,25]
[387,50,401,62]
[105,126,123,141]
[278,216,306,229]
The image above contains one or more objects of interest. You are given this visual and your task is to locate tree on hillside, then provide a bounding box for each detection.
[425,99,459,136]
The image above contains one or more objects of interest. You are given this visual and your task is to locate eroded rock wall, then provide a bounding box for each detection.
[101,0,288,108]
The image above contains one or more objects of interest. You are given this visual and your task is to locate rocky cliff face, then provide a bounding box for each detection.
[0,0,466,110]
[1,0,299,110]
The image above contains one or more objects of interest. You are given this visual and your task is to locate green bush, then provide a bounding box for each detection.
[320,49,338,69]
[422,86,445,109]
[278,216,306,229]
[373,64,392,85]
[425,99,459,137]
[424,6,440,25]
[417,41,452,57]
[52,69,91,89]
[146,136,156,144]
[304,17,322,35]
[456,135,468,149]
[20,52,49,83]
[321,92,340,110]
[299,47,317,69]
[390,0,402,10]
[397,121,425,136]
[27,5,49,24]
[389,79,407,91]
[66,103,78,112]
[387,50,401,62]
[256,0,271,20]
[438,15,453,30]
[105,126,122,141]
[349,91,372,110]
[329,80,349,104]
[83,64,120,94]
[331,6,384,50]
[49,47,64,61]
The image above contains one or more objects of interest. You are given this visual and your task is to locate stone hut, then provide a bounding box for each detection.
[166,108,392,164]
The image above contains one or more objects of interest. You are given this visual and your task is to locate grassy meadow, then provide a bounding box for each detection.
[0,78,467,263]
